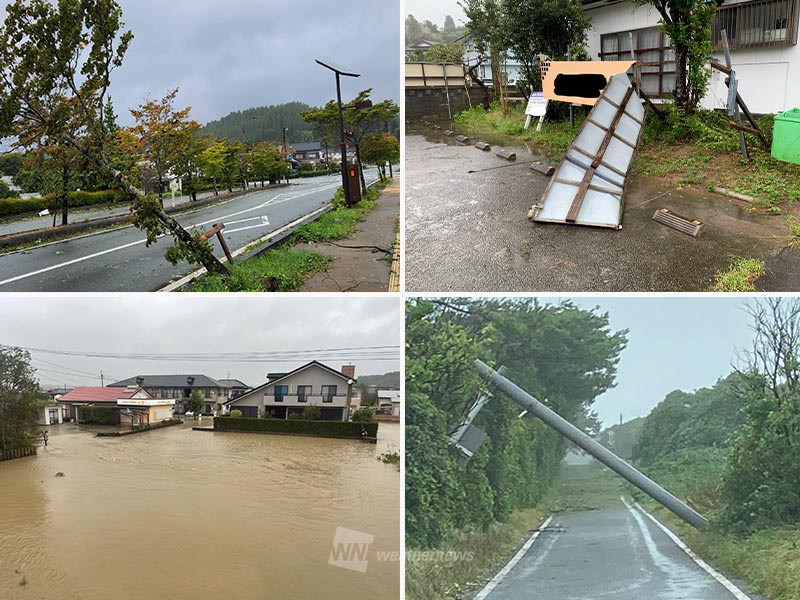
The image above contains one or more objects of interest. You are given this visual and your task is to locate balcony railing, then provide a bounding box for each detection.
[713,0,799,49]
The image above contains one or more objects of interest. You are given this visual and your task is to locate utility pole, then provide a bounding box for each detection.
[474,360,709,530]
[315,58,360,206]
[100,371,104,387]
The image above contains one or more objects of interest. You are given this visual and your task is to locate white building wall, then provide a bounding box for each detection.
[584,0,800,113]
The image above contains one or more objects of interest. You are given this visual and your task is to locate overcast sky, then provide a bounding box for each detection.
[407,0,466,28]
[2,1,400,128]
[0,296,401,389]
[546,297,756,427]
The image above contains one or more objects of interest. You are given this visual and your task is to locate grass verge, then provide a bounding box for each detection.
[188,178,391,292]
[646,504,800,600]
[713,257,766,292]
[451,103,800,210]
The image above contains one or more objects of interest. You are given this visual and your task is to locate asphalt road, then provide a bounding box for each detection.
[0,171,375,292]
[478,499,750,600]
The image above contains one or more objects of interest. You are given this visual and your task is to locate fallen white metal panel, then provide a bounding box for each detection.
[532,73,645,230]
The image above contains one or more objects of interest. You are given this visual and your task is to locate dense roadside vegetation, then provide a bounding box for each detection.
[0,346,44,453]
[406,298,627,599]
[611,298,800,600]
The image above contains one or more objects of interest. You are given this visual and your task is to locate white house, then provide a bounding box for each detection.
[39,404,65,426]
[225,361,356,422]
[582,0,800,114]
[377,390,401,416]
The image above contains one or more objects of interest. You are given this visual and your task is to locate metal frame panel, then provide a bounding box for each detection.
[532,73,645,230]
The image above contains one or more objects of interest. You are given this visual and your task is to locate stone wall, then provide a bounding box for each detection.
[405,87,488,122]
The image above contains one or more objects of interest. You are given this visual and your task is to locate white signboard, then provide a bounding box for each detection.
[525,92,548,117]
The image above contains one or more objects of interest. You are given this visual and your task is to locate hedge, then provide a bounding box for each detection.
[214,416,378,438]
[0,189,128,218]
[78,405,119,425]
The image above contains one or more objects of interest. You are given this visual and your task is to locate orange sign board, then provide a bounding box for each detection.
[541,61,635,106]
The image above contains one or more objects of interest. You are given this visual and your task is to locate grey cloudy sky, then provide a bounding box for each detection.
[406,0,466,28]
[0,0,400,127]
[555,297,755,427]
[0,296,401,389]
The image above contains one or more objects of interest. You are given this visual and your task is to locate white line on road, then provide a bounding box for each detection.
[472,515,554,600]
[621,497,753,600]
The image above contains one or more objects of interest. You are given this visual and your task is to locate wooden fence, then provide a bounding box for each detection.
[0,446,37,462]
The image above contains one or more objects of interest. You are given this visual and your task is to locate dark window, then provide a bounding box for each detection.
[204,388,212,398]
[713,0,799,49]
[297,385,312,403]
[321,385,337,403]
[238,406,259,418]
[275,385,288,402]
[600,26,676,99]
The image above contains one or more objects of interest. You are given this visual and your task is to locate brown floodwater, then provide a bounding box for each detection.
[0,421,400,600]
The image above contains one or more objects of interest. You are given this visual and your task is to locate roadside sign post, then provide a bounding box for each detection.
[524,91,548,132]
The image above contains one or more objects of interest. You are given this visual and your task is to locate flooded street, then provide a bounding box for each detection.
[0,422,400,600]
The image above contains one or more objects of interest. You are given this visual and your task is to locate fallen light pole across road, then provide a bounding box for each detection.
[474,359,709,530]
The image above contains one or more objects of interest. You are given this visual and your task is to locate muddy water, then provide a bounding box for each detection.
[0,422,400,600]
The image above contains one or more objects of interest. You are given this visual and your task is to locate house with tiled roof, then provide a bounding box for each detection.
[58,386,175,427]
[225,361,357,421]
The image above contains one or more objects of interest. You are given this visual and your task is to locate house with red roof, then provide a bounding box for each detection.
[58,386,175,427]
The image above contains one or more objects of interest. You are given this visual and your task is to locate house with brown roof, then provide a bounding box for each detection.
[58,386,175,427]
[225,361,356,421]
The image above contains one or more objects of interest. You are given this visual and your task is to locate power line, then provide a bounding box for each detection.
[2,344,401,363]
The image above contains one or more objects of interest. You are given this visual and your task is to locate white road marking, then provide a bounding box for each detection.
[621,497,753,600]
[472,515,554,600]
[0,175,379,289]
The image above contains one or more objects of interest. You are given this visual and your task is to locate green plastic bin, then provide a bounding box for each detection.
[772,108,800,165]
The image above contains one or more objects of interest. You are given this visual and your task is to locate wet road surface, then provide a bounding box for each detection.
[405,126,795,292]
[0,421,400,600]
[480,498,750,600]
[0,171,376,292]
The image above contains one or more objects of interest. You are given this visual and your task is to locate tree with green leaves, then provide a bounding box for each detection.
[0,0,229,275]
[249,141,287,187]
[360,132,399,181]
[198,139,227,196]
[351,407,375,423]
[460,0,507,92]
[444,15,457,35]
[183,390,204,417]
[405,15,424,44]
[0,346,43,452]
[635,0,715,112]
[301,90,399,195]
[119,89,202,204]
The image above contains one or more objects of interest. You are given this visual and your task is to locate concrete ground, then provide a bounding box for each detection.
[406,126,799,292]
[477,500,754,600]
[297,179,399,292]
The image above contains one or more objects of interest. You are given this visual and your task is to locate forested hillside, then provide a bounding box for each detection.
[357,371,400,389]
[202,102,317,145]
[406,298,628,549]
[597,415,646,461]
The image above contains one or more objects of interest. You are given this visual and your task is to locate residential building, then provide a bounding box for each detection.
[288,142,325,168]
[57,386,175,426]
[39,403,65,426]
[582,0,800,113]
[377,390,401,416]
[109,375,228,415]
[226,361,357,421]
[218,378,251,402]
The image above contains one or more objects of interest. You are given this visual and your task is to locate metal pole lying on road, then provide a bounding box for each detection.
[474,359,709,530]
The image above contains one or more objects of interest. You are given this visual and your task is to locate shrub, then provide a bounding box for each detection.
[230,409,242,418]
[301,405,322,420]
[0,189,127,218]
[287,412,302,420]
[351,407,375,423]
[78,405,118,425]
[214,416,378,438]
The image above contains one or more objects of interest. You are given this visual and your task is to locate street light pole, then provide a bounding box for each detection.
[315,58,360,205]
[282,127,289,184]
